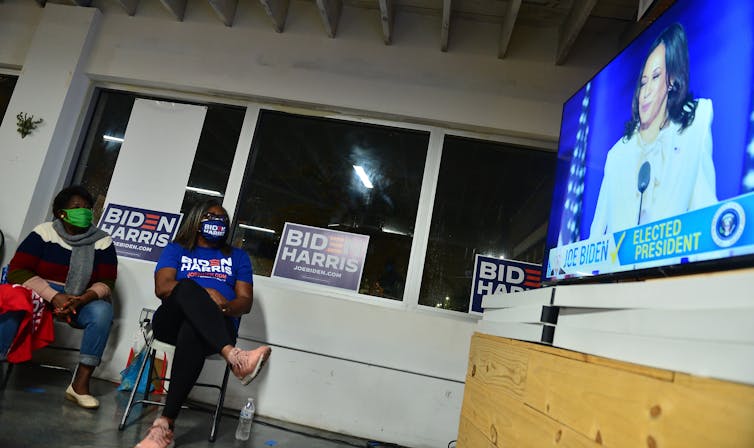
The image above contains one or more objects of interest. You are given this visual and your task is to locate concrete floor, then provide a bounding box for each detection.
[0,362,368,448]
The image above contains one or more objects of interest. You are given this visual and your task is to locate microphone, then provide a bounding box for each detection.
[637,161,651,225]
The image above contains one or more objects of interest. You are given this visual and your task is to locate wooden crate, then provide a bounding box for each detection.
[458,333,754,447]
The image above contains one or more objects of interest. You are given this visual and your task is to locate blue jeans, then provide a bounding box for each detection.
[0,300,112,366]
[69,299,113,366]
[0,310,25,359]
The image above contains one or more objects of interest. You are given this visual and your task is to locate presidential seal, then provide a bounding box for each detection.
[711,202,745,248]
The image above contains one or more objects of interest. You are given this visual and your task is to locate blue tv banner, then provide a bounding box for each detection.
[271,222,370,292]
[546,191,754,279]
[469,255,542,314]
[98,203,182,262]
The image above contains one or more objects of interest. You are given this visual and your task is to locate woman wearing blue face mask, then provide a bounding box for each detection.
[136,199,271,448]
[0,185,117,409]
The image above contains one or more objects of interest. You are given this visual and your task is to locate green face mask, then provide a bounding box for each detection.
[61,208,93,228]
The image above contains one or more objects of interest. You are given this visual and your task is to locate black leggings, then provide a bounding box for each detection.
[152,279,237,420]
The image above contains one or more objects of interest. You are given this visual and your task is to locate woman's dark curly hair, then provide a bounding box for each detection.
[624,23,697,140]
[52,185,94,216]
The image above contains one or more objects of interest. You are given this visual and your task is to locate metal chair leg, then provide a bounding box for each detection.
[209,364,231,442]
[119,334,233,442]
[143,348,157,403]
[119,344,153,431]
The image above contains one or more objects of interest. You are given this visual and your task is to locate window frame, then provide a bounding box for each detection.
[228,104,440,311]
[84,81,556,318]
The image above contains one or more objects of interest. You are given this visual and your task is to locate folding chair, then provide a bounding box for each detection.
[118,309,232,443]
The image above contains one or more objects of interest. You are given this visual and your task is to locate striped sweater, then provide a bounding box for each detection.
[8,222,118,301]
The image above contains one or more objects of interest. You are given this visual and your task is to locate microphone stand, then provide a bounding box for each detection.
[637,161,651,226]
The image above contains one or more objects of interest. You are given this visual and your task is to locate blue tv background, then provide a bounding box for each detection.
[545,0,754,271]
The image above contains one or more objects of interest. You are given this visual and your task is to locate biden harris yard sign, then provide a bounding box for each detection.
[469,255,542,314]
[98,203,182,262]
[272,223,370,292]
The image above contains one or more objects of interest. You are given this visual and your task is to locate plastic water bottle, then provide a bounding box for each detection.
[235,398,255,441]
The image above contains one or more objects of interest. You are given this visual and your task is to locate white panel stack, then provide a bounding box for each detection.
[477,287,557,344]
[477,268,754,385]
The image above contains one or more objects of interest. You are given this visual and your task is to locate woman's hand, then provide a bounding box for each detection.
[63,290,99,313]
[51,293,77,322]
[205,287,229,311]
[51,293,73,309]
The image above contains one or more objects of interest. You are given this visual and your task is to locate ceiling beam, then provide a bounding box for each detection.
[619,0,675,48]
[555,0,598,65]
[160,0,187,21]
[377,0,393,45]
[259,0,289,33]
[37,0,93,6]
[498,0,521,59]
[440,0,451,52]
[555,0,597,65]
[115,0,139,15]
[208,0,238,26]
[315,0,342,38]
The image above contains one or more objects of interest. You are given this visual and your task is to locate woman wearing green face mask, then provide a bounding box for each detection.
[0,186,118,409]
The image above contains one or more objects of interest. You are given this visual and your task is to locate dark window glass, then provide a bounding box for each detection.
[181,105,245,213]
[232,110,429,300]
[419,135,556,312]
[0,75,18,124]
[72,90,135,219]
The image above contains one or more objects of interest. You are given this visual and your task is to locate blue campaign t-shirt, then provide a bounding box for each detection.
[155,242,253,303]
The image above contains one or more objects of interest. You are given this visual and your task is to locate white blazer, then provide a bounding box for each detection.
[589,98,717,237]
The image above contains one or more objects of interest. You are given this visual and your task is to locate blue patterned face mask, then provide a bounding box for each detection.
[200,219,227,242]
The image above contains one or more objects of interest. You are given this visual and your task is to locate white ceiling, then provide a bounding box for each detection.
[38,0,666,64]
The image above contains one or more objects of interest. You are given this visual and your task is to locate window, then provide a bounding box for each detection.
[231,110,429,300]
[71,88,555,314]
[0,74,18,126]
[419,135,556,312]
[71,89,245,219]
[72,90,135,218]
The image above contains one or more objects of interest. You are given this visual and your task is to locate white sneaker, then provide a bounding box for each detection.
[229,346,271,385]
[135,417,174,448]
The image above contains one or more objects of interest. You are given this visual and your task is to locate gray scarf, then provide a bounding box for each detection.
[52,219,108,296]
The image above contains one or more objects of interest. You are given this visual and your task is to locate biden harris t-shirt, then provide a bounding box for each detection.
[155,242,253,303]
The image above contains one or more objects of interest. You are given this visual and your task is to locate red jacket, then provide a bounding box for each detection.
[0,284,54,363]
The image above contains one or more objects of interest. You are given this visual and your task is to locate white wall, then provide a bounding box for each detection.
[0,1,620,447]
[0,3,99,259]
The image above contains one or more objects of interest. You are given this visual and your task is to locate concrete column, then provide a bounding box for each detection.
[0,4,100,260]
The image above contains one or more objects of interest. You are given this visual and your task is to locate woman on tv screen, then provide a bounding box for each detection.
[589,23,718,237]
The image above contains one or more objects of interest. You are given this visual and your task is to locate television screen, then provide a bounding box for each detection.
[544,0,754,283]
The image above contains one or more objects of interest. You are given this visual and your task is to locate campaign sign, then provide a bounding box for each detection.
[98,203,182,262]
[271,223,370,292]
[469,255,542,314]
